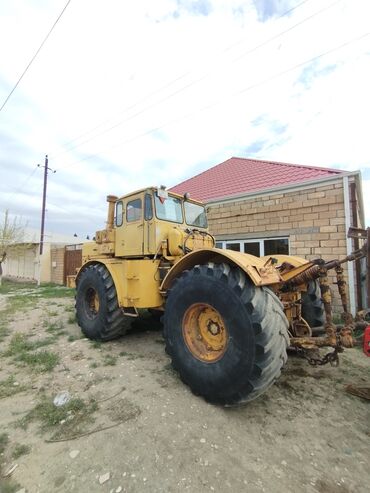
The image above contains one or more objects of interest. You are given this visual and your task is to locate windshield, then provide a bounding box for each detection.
[155,195,183,223]
[184,202,208,228]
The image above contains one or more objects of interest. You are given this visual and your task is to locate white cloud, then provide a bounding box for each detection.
[0,0,370,237]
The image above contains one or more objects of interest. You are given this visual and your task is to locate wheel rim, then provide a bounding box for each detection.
[182,303,228,362]
[85,287,100,319]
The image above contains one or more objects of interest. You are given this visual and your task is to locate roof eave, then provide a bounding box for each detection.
[205,171,360,205]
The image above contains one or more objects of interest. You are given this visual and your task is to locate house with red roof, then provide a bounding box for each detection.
[170,157,365,313]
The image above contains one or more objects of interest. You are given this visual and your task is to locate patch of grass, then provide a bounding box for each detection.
[0,433,22,493]
[45,320,66,336]
[67,333,83,342]
[38,284,75,299]
[103,354,117,366]
[67,313,76,324]
[12,443,31,459]
[1,294,37,319]
[0,480,22,493]
[0,279,36,295]
[17,350,59,372]
[91,340,102,349]
[65,305,74,312]
[4,333,59,372]
[0,325,9,342]
[0,432,9,454]
[89,361,99,368]
[4,333,55,355]
[47,310,58,317]
[17,396,98,440]
[0,375,27,399]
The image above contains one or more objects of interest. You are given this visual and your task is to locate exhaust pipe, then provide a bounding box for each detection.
[106,195,118,230]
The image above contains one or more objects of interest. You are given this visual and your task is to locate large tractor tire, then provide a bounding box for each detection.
[301,280,325,328]
[163,263,289,405]
[76,264,132,341]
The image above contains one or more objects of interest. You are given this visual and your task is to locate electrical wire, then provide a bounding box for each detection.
[0,0,72,114]
[55,30,370,172]
[7,165,39,202]
[49,0,314,160]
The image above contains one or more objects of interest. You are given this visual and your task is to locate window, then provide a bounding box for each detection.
[244,242,260,257]
[216,237,289,256]
[226,243,240,252]
[184,202,208,228]
[144,194,153,220]
[115,201,123,226]
[155,195,183,223]
[264,238,289,255]
[126,198,142,222]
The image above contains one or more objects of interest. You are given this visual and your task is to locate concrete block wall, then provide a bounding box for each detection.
[207,180,349,313]
[50,247,65,285]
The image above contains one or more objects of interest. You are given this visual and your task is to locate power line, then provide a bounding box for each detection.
[0,0,72,114]
[7,165,39,202]
[56,30,370,172]
[50,0,314,161]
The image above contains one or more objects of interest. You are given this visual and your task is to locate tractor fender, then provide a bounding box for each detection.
[161,248,282,291]
[260,254,308,267]
[76,260,125,298]
[261,254,313,282]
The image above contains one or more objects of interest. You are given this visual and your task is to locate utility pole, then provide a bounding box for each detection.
[38,155,55,255]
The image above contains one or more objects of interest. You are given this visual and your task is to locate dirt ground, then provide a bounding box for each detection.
[0,282,369,493]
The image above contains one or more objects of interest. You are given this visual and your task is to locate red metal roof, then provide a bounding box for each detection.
[170,157,343,202]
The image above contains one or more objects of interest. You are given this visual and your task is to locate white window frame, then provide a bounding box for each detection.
[215,237,289,256]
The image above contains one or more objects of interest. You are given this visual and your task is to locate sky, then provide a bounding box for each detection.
[0,0,369,239]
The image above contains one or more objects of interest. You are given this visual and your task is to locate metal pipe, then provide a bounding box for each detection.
[106,195,118,230]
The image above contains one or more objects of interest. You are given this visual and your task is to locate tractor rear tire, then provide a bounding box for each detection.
[301,280,325,328]
[163,263,289,405]
[76,264,132,341]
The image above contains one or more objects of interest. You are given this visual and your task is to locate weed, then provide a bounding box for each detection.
[67,314,76,324]
[91,340,102,349]
[47,310,58,317]
[0,480,22,493]
[4,333,55,356]
[67,334,83,342]
[17,396,98,440]
[38,284,75,299]
[17,350,59,372]
[0,433,22,493]
[0,375,27,399]
[45,320,66,336]
[89,361,99,368]
[0,432,9,454]
[103,354,117,366]
[0,325,9,342]
[65,305,74,312]
[12,443,31,459]
[4,334,59,372]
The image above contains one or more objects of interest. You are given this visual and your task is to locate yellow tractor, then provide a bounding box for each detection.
[75,187,366,405]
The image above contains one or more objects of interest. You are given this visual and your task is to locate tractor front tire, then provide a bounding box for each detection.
[76,264,132,341]
[163,263,289,405]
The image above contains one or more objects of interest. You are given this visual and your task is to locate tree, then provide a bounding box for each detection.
[0,210,27,285]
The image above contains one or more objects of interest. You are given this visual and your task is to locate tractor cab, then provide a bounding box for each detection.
[108,187,213,259]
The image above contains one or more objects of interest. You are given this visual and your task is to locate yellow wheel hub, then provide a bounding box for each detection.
[182,303,228,362]
[86,288,100,316]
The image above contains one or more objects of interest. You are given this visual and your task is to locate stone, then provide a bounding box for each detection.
[99,472,110,484]
[116,487,122,493]
[69,450,80,459]
[200,438,206,443]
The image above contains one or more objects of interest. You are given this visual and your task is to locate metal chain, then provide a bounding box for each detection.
[297,346,343,367]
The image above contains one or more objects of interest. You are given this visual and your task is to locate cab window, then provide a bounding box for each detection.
[115,201,123,226]
[144,194,153,220]
[126,198,142,222]
[154,195,183,223]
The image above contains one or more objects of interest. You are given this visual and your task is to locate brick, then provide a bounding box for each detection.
[329,217,345,226]
[320,225,338,233]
